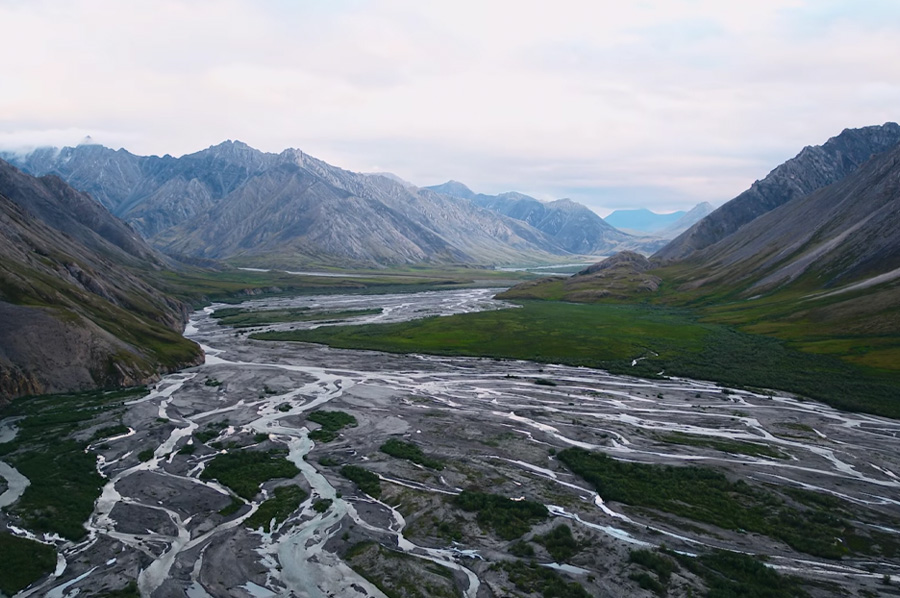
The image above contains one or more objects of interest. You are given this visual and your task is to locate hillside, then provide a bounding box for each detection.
[0,160,202,403]
[673,142,900,296]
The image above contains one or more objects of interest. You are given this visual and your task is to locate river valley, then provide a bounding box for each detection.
[3,288,900,597]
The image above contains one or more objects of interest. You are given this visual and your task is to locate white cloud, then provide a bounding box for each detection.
[1,0,898,213]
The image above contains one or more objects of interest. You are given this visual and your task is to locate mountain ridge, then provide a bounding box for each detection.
[426,182,641,255]
[656,122,900,261]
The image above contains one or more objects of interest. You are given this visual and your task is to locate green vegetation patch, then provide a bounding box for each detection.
[379,438,444,470]
[558,448,868,559]
[95,580,140,598]
[628,548,678,595]
[629,549,678,583]
[534,524,581,562]
[245,485,308,532]
[212,306,382,328]
[9,440,105,540]
[307,410,357,443]
[493,560,590,598]
[659,432,788,459]
[253,300,900,418]
[0,387,146,540]
[674,550,810,598]
[200,449,300,500]
[195,420,229,443]
[453,490,548,540]
[0,533,57,595]
[341,465,382,498]
[346,541,461,598]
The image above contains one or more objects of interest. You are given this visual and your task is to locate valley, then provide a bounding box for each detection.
[2,289,898,597]
[2,3,899,595]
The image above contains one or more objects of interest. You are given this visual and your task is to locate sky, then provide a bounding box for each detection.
[1,1,899,216]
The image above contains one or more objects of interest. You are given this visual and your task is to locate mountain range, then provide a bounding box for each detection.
[6,144,619,267]
[4,122,900,402]
[5,143,712,268]
[424,182,641,255]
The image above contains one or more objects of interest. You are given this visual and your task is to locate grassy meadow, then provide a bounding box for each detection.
[254,300,900,418]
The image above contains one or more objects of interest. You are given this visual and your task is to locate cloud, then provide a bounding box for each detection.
[0,1,898,213]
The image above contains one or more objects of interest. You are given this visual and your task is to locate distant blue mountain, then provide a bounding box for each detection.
[604,208,686,233]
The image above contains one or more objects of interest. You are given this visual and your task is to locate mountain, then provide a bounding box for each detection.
[4,141,280,238]
[655,202,715,238]
[498,250,661,302]
[155,152,566,267]
[603,208,686,233]
[426,182,637,255]
[7,144,570,267]
[0,159,202,404]
[600,202,715,241]
[0,157,163,268]
[501,123,900,314]
[425,180,477,199]
[656,122,900,261]
[673,140,900,298]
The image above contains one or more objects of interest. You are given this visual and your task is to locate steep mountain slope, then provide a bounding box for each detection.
[0,160,162,267]
[0,160,202,404]
[656,122,900,261]
[676,140,900,297]
[8,144,569,267]
[427,182,636,255]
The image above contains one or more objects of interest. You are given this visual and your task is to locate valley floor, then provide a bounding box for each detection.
[1,289,899,597]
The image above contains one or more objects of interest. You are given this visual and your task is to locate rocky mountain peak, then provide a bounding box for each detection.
[425,180,476,199]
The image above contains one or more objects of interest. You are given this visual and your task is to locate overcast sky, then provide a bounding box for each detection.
[1,1,898,215]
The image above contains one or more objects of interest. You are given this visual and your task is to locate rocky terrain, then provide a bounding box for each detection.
[2,289,898,598]
[156,152,566,268]
[504,123,900,319]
